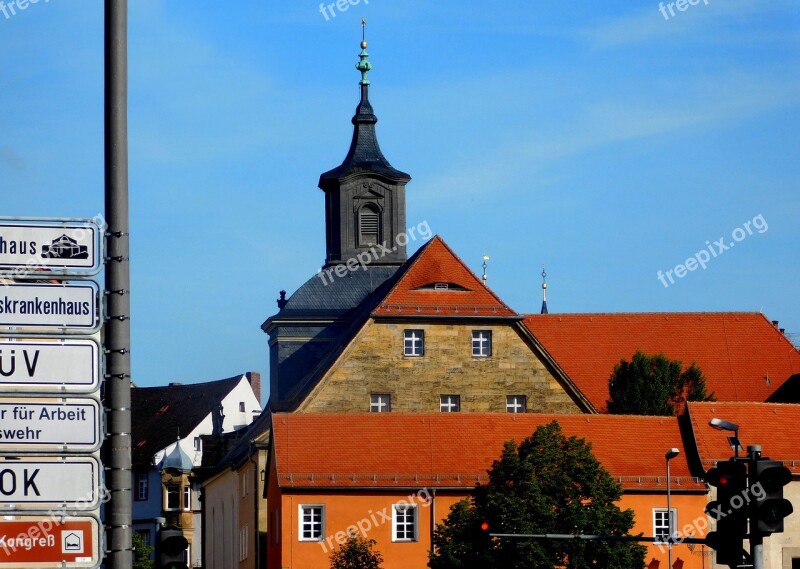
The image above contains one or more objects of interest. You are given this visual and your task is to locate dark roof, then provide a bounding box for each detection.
[262,265,400,327]
[131,375,246,468]
[319,84,410,186]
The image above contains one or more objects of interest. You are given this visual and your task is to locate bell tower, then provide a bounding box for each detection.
[318,21,411,268]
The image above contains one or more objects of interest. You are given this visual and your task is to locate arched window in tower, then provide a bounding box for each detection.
[358,204,380,246]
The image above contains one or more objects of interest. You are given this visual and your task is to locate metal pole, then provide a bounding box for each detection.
[749,445,763,569]
[104,1,132,568]
[667,457,673,569]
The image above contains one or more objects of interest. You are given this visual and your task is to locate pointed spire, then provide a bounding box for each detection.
[482,255,490,286]
[540,268,549,314]
[319,25,410,185]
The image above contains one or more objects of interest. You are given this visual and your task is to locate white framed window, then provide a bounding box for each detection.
[392,504,418,542]
[239,401,246,412]
[404,329,424,357]
[193,436,202,451]
[242,471,249,497]
[135,472,148,501]
[653,508,676,543]
[299,505,324,541]
[165,483,180,511]
[239,526,249,561]
[472,330,492,357]
[370,394,391,413]
[506,395,527,413]
[183,486,192,511]
[440,395,460,413]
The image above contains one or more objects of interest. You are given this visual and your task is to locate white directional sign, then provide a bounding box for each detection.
[0,398,102,452]
[0,282,99,332]
[0,456,100,509]
[0,219,102,276]
[0,338,100,393]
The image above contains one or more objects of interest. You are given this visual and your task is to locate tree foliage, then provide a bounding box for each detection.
[330,533,384,569]
[132,531,154,569]
[607,351,714,415]
[429,421,646,569]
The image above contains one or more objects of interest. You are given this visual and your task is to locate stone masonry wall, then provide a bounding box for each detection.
[299,320,582,414]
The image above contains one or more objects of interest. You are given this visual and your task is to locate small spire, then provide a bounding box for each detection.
[356,19,372,85]
[482,255,490,286]
[540,267,549,314]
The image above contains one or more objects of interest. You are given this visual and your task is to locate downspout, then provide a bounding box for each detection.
[430,488,436,552]
[249,443,259,569]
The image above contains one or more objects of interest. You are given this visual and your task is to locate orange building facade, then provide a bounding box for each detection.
[265,413,710,569]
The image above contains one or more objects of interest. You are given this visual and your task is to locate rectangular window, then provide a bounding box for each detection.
[393,504,418,542]
[403,329,424,357]
[193,436,202,451]
[440,395,461,413]
[135,472,148,501]
[183,486,192,511]
[506,395,527,413]
[472,330,492,357]
[653,508,676,543]
[136,530,151,548]
[239,401,246,412]
[242,471,248,497]
[299,505,324,541]
[370,394,391,413]
[166,483,180,511]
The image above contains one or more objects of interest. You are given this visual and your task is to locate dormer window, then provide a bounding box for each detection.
[434,283,448,291]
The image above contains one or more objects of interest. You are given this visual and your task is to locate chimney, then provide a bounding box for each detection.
[772,320,779,327]
[247,371,262,404]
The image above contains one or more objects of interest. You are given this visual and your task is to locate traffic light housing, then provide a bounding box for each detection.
[704,459,747,568]
[750,459,793,536]
[159,527,189,569]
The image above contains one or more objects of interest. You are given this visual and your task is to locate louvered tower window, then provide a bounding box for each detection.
[359,205,380,246]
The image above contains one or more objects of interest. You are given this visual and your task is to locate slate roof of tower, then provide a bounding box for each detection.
[131,374,246,468]
[523,312,800,412]
[270,413,704,491]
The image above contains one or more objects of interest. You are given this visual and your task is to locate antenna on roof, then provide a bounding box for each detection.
[482,255,490,286]
[540,267,549,315]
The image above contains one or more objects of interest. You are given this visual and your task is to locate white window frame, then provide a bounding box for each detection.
[392,503,418,542]
[183,485,192,511]
[193,436,202,451]
[165,483,180,511]
[440,395,461,413]
[472,330,492,357]
[298,505,325,542]
[370,393,391,413]
[135,472,148,501]
[403,329,424,357]
[506,395,527,413]
[653,508,676,544]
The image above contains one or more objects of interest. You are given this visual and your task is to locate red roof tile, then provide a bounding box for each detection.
[523,313,800,412]
[686,402,800,474]
[270,413,703,491]
[372,236,516,317]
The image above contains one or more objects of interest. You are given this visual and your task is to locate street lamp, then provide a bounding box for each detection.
[709,418,741,457]
[666,448,680,569]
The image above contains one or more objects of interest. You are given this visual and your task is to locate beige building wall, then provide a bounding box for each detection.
[204,468,239,569]
[767,479,800,569]
[299,320,583,414]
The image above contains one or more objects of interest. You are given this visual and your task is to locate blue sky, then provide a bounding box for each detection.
[2,1,798,395]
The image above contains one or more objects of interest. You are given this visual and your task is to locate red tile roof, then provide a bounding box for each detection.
[270,413,703,491]
[686,402,800,474]
[372,236,516,317]
[523,313,800,412]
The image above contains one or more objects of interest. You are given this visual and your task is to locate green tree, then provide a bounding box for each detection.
[429,421,646,569]
[330,532,384,569]
[132,531,154,569]
[607,351,714,415]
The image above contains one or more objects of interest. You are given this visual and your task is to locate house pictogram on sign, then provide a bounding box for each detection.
[42,234,89,259]
[62,530,84,552]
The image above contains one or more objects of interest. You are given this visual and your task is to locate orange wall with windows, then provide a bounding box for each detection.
[623,493,710,569]
[266,476,710,569]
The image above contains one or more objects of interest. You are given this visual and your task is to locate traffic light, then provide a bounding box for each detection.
[750,459,793,536]
[704,459,747,568]
[159,527,189,569]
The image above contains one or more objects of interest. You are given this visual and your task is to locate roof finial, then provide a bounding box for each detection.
[482,255,490,286]
[356,19,372,85]
[540,267,549,314]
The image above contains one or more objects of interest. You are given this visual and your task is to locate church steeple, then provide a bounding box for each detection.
[319,23,411,268]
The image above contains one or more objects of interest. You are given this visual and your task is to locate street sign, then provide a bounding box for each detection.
[0,219,102,276]
[0,398,102,452]
[0,515,100,568]
[0,282,100,333]
[0,456,101,509]
[0,338,100,393]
